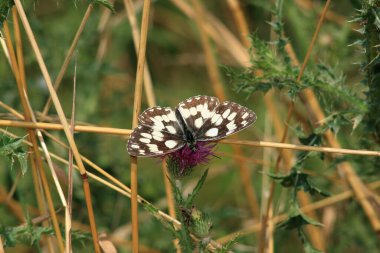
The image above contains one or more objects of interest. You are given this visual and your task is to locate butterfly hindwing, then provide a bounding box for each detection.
[127,125,186,156]
[196,101,256,141]
[176,95,220,133]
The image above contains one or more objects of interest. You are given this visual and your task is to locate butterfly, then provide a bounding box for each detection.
[127,95,257,157]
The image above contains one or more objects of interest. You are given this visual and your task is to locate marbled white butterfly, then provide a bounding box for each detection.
[127,95,256,157]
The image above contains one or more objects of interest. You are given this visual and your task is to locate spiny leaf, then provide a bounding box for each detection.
[267,170,330,197]
[277,205,323,230]
[186,168,209,207]
[0,225,16,248]
[372,9,380,29]
[92,0,115,13]
[0,214,93,249]
[0,0,14,28]
[167,175,185,205]
[227,34,366,132]
[348,39,366,47]
[297,132,322,146]
[217,235,240,253]
[143,202,178,235]
[293,127,325,162]
[0,135,28,175]
[298,228,325,253]
[303,240,325,253]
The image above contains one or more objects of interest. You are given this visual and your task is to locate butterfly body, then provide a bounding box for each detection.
[127,95,257,157]
[175,107,197,150]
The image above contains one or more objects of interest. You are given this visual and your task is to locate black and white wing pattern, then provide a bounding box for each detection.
[138,106,182,135]
[127,107,186,156]
[196,101,256,141]
[127,95,257,157]
[176,95,220,132]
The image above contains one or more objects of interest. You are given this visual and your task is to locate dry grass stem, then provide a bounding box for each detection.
[12,8,25,88]
[2,118,380,157]
[121,4,177,249]
[0,235,4,253]
[65,57,78,253]
[123,0,156,107]
[13,0,100,250]
[261,107,275,252]
[129,1,152,251]
[0,119,132,135]
[226,0,251,48]
[171,0,249,67]
[222,139,380,157]
[0,31,11,65]
[3,18,65,252]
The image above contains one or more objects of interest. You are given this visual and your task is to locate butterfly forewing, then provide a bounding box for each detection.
[127,125,186,156]
[138,106,183,136]
[128,106,186,157]
[176,95,220,133]
[196,101,256,141]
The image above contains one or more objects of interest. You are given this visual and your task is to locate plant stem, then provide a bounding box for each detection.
[363,1,380,143]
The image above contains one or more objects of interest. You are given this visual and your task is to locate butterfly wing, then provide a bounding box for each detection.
[139,106,183,135]
[127,107,186,157]
[127,125,186,156]
[175,95,220,133]
[196,101,256,141]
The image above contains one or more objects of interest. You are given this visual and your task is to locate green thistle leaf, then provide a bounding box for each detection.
[186,168,209,207]
[217,235,240,253]
[0,135,28,175]
[0,0,14,28]
[303,240,325,253]
[267,170,330,197]
[277,205,323,230]
[91,0,115,13]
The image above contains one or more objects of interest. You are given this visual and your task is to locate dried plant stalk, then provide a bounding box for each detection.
[3,19,65,253]
[12,1,100,251]
[129,1,152,252]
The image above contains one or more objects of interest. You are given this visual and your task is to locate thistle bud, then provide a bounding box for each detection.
[188,208,212,239]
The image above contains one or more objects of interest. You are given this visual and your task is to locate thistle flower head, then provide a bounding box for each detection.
[165,142,216,178]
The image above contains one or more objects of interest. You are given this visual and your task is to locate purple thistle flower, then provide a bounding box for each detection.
[164,142,217,178]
